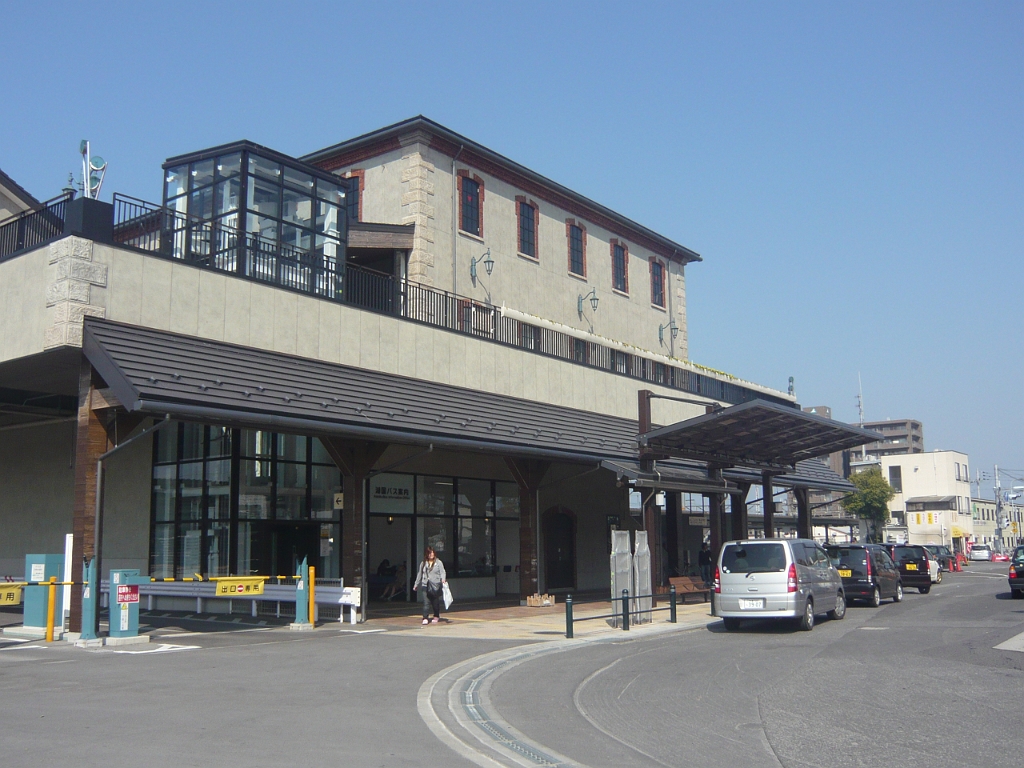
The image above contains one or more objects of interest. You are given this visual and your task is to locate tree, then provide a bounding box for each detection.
[841,467,896,543]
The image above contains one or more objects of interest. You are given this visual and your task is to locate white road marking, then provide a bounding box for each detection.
[0,644,47,652]
[112,643,200,655]
[994,631,1024,653]
[157,627,272,639]
[860,627,888,631]
[337,628,386,635]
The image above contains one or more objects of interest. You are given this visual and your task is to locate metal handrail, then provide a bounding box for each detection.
[564,587,678,638]
[0,192,73,261]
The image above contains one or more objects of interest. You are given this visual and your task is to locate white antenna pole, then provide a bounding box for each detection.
[857,373,865,459]
[81,141,90,199]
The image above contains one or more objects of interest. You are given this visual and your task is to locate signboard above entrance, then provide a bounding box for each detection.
[370,474,414,515]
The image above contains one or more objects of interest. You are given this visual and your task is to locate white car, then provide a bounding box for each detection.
[970,544,993,561]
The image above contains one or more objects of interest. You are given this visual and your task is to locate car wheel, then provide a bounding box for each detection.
[798,599,814,631]
[919,585,931,594]
[1013,590,1023,600]
[893,583,903,603]
[723,617,741,631]
[935,570,942,584]
[869,586,881,608]
[828,592,846,620]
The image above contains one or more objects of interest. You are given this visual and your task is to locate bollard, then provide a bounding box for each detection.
[292,556,310,628]
[45,576,57,642]
[308,566,316,626]
[565,594,574,639]
[669,585,677,624]
[621,589,630,631]
[80,558,99,641]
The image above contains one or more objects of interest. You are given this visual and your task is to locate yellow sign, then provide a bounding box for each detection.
[212,577,266,597]
[1012,522,1020,534]
[0,585,23,605]
[951,526,964,538]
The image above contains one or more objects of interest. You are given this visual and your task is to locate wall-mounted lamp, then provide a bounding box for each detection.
[470,248,494,283]
[658,319,678,343]
[578,288,599,316]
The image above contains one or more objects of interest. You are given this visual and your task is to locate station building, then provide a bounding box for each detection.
[0,117,869,631]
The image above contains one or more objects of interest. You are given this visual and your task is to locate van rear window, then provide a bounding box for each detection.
[721,543,787,574]
[895,546,926,562]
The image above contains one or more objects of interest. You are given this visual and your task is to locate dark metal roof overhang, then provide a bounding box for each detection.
[81,318,643,465]
[603,457,856,494]
[639,400,882,472]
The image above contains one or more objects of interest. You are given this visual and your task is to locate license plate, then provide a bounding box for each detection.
[905,563,918,571]
[738,598,764,610]
[838,569,852,578]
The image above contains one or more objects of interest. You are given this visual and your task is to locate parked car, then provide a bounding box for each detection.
[992,552,1010,562]
[1008,547,1024,599]
[924,545,958,573]
[970,544,993,561]
[879,544,933,593]
[825,544,903,607]
[714,539,846,632]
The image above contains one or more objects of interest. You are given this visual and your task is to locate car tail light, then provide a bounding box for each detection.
[1011,566,1019,579]
[865,555,872,580]
[713,566,721,594]
[787,563,798,593]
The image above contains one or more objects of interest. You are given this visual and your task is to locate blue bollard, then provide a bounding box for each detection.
[292,556,310,628]
[565,595,574,639]
[80,558,98,641]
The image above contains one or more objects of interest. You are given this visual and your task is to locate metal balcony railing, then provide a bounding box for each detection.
[0,192,73,262]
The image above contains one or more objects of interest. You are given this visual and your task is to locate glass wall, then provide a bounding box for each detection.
[367,475,520,586]
[151,423,341,579]
[162,145,352,288]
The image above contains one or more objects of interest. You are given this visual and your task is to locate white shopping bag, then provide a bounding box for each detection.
[442,582,453,610]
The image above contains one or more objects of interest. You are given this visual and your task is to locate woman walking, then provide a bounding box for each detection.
[412,546,447,625]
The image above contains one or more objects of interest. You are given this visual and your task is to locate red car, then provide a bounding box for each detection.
[992,552,1010,562]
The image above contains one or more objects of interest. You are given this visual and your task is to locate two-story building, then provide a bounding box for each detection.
[0,117,867,634]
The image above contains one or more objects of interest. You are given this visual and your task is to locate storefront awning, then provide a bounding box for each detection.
[602,456,855,494]
[639,400,881,472]
[82,318,643,464]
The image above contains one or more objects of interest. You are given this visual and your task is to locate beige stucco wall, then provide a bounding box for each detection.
[1,236,786,428]
[334,141,691,360]
[884,451,974,545]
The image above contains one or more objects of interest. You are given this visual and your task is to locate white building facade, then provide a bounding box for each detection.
[882,451,973,551]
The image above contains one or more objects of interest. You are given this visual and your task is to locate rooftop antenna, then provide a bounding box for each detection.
[788,376,795,397]
[79,140,107,200]
[856,372,866,459]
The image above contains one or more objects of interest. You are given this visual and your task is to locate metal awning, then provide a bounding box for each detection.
[81,318,643,463]
[602,457,855,494]
[639,400,881,472]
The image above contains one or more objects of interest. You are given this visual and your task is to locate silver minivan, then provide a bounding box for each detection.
[714,538,846,631]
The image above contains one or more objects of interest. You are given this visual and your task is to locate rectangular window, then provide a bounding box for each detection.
[573,338,589,364]
[612,242,628,293]
[518,201,536,258]
[955,462,961,481]
[650,260,665,307]
[460,177,480,236]
[569,224,585,276]
[888,466,902,493]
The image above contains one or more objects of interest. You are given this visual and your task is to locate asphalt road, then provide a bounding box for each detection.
[482,561,1023,768]
[1,563,1020,768]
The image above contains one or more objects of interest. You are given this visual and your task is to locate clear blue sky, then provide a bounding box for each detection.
[1,2,1021,494]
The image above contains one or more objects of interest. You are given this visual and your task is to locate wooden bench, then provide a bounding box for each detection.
[669,576,711,603]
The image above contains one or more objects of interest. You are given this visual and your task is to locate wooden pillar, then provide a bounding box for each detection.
[730,482,750,541]
[795,487,812,539]
[762,472,776,539]
[665,491,679,577]
[69,363,110,633]
[319,438,388,602]
[505,458,549,600]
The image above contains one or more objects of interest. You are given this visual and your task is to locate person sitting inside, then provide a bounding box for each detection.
[381,563,407,601]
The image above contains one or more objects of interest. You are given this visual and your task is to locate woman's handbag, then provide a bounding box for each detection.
[442,582,454,610]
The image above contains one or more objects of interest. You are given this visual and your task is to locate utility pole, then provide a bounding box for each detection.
[857,373,866,460]
[994,464,1003,553]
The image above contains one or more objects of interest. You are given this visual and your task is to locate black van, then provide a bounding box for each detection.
[824,544,902,607]
[879,544,933,594]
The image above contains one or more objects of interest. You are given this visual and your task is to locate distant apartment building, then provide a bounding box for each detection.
[882,451,973,551]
